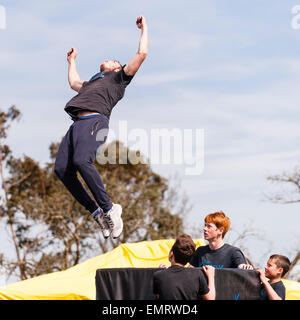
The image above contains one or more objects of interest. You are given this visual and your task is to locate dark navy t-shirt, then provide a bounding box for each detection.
[65,66,134,120]
[189,243,247,269]
[153,265,210,300]
[260,280,286,300]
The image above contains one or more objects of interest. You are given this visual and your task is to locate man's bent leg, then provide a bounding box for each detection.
[72,116,113,213]
[54,127,99,214]
[73,160,113,213]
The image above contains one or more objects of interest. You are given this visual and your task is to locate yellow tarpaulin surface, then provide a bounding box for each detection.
[0,238,299,300]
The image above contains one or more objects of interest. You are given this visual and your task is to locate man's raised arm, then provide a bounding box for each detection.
[124,16,148,76]
[67,47,84,92]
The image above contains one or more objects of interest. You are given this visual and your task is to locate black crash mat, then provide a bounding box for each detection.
[95,268,261,300]
[214,268,261,300]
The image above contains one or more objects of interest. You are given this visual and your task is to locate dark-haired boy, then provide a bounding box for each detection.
[258,254,291,300]
[153,234,215,300]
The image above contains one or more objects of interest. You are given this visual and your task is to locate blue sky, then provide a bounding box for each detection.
[1,0,300,283]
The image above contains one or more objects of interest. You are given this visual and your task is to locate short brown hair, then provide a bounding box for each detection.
[270,254,291,277]
[204,211,231,238]
[171,234,196,265]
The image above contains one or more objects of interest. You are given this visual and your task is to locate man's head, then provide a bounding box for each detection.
[265,254,291,279]
[204,211,231,240]
[100,59,122,72]
[169,234,196,266]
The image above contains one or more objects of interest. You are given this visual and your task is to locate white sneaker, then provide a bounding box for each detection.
[93,209,110,239]
[104,204,123,239]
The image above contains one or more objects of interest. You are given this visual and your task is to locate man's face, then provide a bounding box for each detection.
[265,258,282,279]
[203,222,223,241]
[100,60,121,72]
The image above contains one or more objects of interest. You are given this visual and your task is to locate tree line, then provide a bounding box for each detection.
[0,106,299,282]
[0,106,186,281]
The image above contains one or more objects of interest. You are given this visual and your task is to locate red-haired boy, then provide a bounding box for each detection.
[189,211,253,269]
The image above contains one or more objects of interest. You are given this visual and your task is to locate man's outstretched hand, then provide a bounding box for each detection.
[123,16,148,76]
[67,47,78,62]
[136,16,147,30]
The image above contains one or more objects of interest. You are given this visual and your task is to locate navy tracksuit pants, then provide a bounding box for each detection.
[54,114,113,214]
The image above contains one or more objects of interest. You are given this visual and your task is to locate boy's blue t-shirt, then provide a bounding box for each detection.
[189,243,247,268]
[260,280,286,300]
[153,265,210,300]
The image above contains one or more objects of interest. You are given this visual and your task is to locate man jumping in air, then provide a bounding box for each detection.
[54,16,148,239]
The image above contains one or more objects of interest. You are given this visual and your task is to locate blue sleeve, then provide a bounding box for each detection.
[198,270,210,296]
[189,247,200,267]
[231,247,247,267]
[273,282,286,300]
[113,66,134,86]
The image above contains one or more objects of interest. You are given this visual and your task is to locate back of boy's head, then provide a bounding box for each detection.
[270,254,291,277]
[171,234,196,265]
[204,211,231,238]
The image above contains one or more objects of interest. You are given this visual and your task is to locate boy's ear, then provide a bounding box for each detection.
[278,267,283,276]
[169,250,174,262]
[218,227,224,237]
